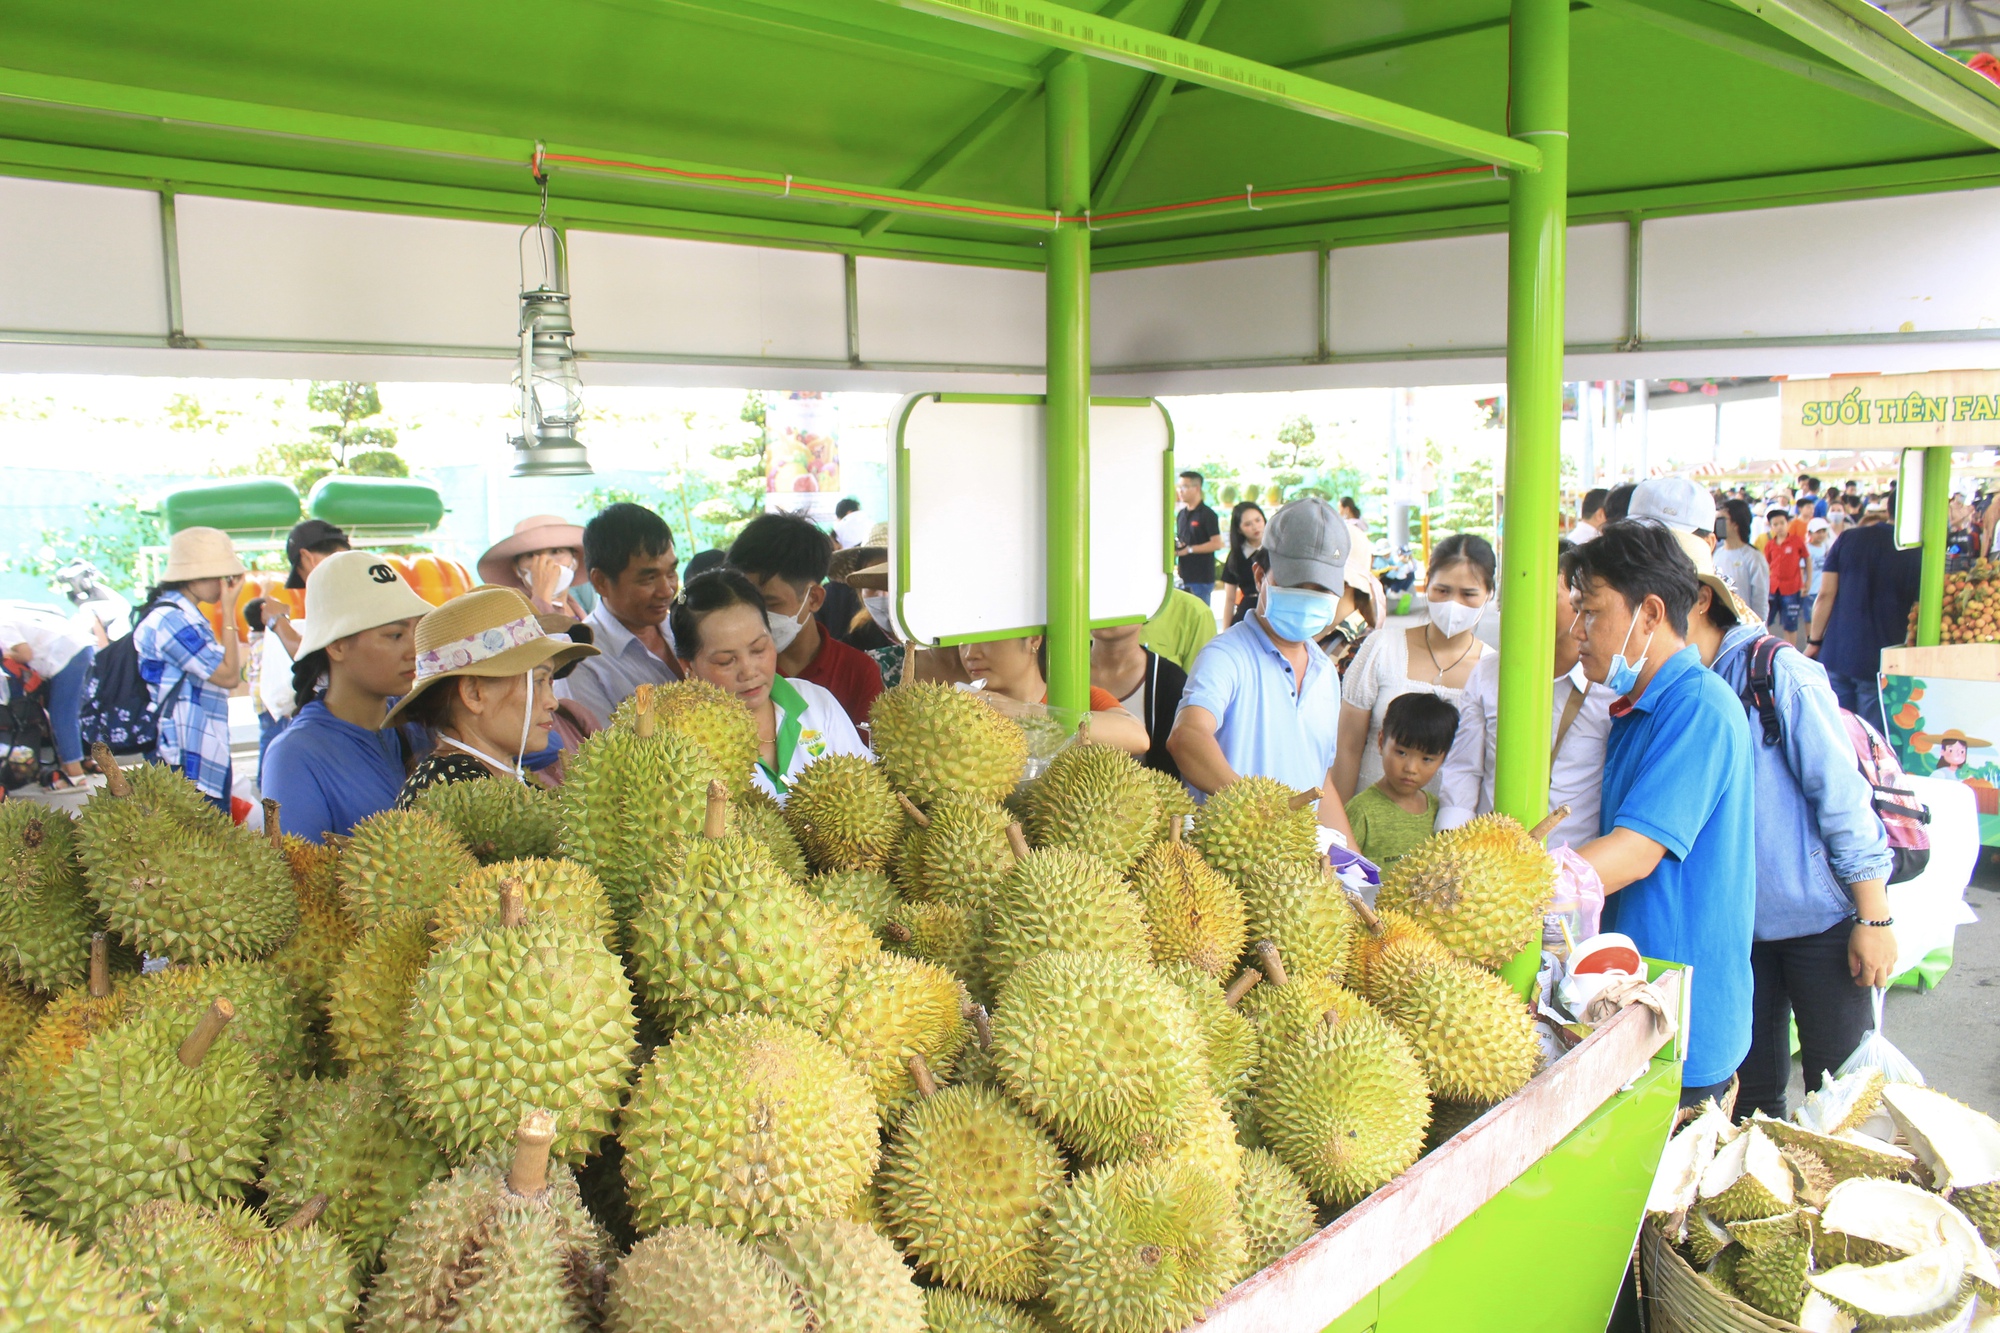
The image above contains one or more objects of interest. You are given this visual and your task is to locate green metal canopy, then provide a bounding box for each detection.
[4,0,1996,270]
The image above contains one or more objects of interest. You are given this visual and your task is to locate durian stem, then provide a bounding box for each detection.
[1077,713,1093,745]
[498,881,526,928]
[263,799,281,844]
[279,1194,330,1231]
[703,781,729,840]
[1345,890,1384,937]
[908,1053,938,1098]
[1004,823,1030,863]
[94,744,130,798]
[1223,967,1261,1007]
[1322,1008,1345,1030]
[508,1110,558,1196]
[1167,816,1182,844]
[884,922,913,944]
[895,793,931,828]
[177,999,235,1069]
[969,1003,992,1049]
[88,933,110,998]
[633,683,657,738]
[1287,787,1320,811]
[1528,804,1572,843]
[1255,939,1289,988]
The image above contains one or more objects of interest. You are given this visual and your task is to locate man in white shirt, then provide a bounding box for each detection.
[832,498,872,550]
[1570,487,1608,544]
[556,503,683,725]
[1436,541,1611,848]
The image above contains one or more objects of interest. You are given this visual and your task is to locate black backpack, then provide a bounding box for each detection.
[78,600,184,758]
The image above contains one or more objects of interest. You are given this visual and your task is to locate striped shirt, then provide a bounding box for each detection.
[135,592,233,800]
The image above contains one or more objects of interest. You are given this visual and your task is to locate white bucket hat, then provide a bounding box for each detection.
[296,550,436,656]
[162,527,246,582]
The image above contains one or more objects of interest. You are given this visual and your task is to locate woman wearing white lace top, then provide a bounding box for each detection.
[1332,533,1494,802]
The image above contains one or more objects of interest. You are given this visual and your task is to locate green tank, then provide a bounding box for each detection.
[306,476,445,531]
[157,479,302,534]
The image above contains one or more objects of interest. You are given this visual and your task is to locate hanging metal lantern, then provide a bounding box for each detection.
[510,165,592,477]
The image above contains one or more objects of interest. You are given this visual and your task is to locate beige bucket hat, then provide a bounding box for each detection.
[382,586,599,727]
[162,527,246,582]
[295,551,437,656]
[1670,529,1755,626]
[477,514,585,586]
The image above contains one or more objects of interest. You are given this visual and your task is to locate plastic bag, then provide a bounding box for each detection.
[957,685,1089,783]
[1832,986,1925,1090]
[1543,845,1606,954]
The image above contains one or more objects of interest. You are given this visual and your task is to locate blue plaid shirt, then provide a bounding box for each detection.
[135,592,233,800]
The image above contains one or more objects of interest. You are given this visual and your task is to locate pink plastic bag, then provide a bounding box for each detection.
[1547,845,1605,946]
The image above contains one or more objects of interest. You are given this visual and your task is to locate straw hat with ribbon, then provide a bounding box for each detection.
[162,527,247,583]
[477,514,585,586]
[383,586,598,729]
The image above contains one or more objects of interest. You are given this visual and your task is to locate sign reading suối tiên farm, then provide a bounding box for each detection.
[1782,371,2000,452]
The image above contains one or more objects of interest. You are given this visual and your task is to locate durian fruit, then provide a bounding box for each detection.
[363,1110,615,1333]
[1157,961,1259,1105]
[606,1224,811,1333]
[326,908,434,1073]
[923,1288,1045,1333]
[0,1212,152,1332]
[1795,1066,1887,1137]
[336,806,478,930]
[1129,822,1246,977]
[1162,1086,1245,1193]
[784,753,903,872]
[1236,1147,1317,1276]
[0,802,94,992]
[17,999,274,1242]
[1238,947,1373,1054]
[1684,1210,1735,1267]
[736,789,813,882]
[1374,813,1556,969]
[871,681,1028,807]
[612,678,761,800]
[1880,1083,2000,1244]
[879,1078,1066,1302]
[1645,1100,1736,1239]
[621,1013,878,1237]
[807,898,884,970]
[989,950,1208,1166]
[630,783,841,1032]
[1043,1156,1246,1333]
[1754,1113,1917,1183]
[1345,904,1456,1005]
[77,754,298,963]
[807,869,900,931]
[883,900,986,999]
[259,1073,450,1269]
[124,957,310,1078]
[1807,1246,1976,1333]
[820,956,969,1124]
[431,857,617,949]
[1189,775,1319,887]
[1726,1208,1814,1322]
[558,685,727,921]
[1237,859,1357,985]
[1021,741,1162,871]
[983,836,1151,998]
[1700,1127,1797,1223]
[0,934,126,1146]
[893,794,1016,908]
[400,882,637,1163]
[263,808,359,1033]
[1145,769,1196,846]
[95,1195,360,1332]
[0,978,45,1068]
[411,774,563,863]
[1252,1004,1432,1206]
[1362,912,1539,1104]
[760,1218,926,1333]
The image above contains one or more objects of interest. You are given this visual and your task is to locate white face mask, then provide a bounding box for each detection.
[863,592,893,635]
[766,604,811,653]
[1428,597,1484,639]
[518,558,574,596]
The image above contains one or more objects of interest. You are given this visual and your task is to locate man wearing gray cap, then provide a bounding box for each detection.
[1628,475,1718,549]
[1168,497,1359,844]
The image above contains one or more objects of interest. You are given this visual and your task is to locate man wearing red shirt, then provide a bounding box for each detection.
[1765,507,1810,645]
[728,512,883,732]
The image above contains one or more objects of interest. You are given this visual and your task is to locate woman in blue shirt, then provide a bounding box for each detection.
[260,551,434,843]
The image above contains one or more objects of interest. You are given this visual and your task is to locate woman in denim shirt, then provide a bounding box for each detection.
[1677,532,1896,1119]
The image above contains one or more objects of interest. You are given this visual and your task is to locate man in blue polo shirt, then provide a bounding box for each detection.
[1565,520,1756,1108]
[1169,497,1358,847]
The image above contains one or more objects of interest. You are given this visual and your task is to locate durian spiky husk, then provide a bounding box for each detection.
[1145,769,1196,845]
[1189,775,1318,887]
[1755,1113,1916,1183]
[558,723,725,922]
[758,1217,927,1333]
[1252,1006,1432,1207]
[1726,1208,1812,1323]
[806,869,899,931]
[606,1224,811,1333]
[1156,962,1259,1104]
[894,795,1014,908]
[611,679,762,800]
[1817,1176,2000,1295]
[1795,1066,1887,1137]
[871,682,1028,807]
[1020,743,1162,872]
[0,974,133,1151]
[77,761,298,963]
[0,1212,152,1332]
[266,832,358,1027]
[1700,1128,1796,1224]
[0,803,95,992]
[879,1082,1066,1302]
[923,1288,1046,1333]
[326,908,434,1074]
[1374,813,1555,969]
[883,900,987,1002]
[1236,1147,1318,1277]
[411,773,563,863]
[620,1013,879,1238]
[989,950,1208,1166]
[125,957,310,1078]
[783,753,903,872]
[1807,1246,1974,1332]
[95,1196,359,1332]
[1237,860,1358,985]
[400,913,637,1164]
[1130,839,1247,978]
[736,790,812,882]
[0,978,45,1069]
[430,856,617,949]
[820,954,969,1124]
[362,1140,615,1333]
[336,807,477,929]
[1344,906,1453,1003]
[1367,937,1539,1104]
[1043,1156,1247,1333]
[259,1073,450,1269]
[1241,973,1372,1054]
[983,848,1151,998]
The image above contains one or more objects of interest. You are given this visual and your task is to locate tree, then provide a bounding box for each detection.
[255,382,406,494]
[1436,453,1498,543]
[690,393,772,540]
[30,494,167,600]
[1264,414,1325,496]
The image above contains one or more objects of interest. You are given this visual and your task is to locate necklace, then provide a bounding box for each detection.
[1422,624,1478,685]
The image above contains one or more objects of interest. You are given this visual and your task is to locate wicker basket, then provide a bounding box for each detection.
[1638,1219,1810,1333]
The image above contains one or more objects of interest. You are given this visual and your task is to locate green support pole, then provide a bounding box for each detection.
[1044,54,1092,716]
[1917,445,1952,646]
[1495,0,1568,998]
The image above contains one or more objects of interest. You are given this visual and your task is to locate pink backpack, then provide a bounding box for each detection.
[1841,711,1932,884]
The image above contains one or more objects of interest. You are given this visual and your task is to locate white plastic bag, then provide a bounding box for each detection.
[1832,986,1925,1089]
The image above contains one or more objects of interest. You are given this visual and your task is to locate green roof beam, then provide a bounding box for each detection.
[870,0,1544,170]
[1722,0,2000,147]
[648,0,1046,87]
[1093,0,1224,208]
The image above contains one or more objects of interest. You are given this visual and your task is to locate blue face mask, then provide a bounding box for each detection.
[1263,586,1340,643]
[1603,614,1655,697]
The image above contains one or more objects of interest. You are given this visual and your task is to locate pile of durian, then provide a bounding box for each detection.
[0,677,1558,1333]
[1646,1066,2000,1331]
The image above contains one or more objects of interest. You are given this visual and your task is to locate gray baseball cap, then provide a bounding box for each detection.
[1264,497,1353,592]
[1629,476,1717,535]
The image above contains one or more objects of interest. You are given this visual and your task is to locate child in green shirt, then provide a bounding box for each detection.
[1345,691,1459,866]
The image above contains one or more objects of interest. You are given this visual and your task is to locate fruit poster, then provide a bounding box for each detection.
[764,391,838,496]
[1882,672,2000,844]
